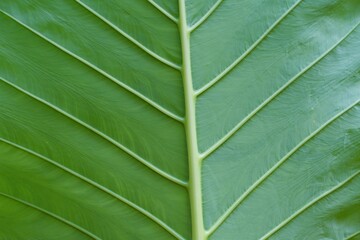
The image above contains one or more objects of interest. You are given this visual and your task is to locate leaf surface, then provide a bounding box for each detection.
[0,0,359,239]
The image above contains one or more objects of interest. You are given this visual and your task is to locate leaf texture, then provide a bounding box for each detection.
[0,0,359,239]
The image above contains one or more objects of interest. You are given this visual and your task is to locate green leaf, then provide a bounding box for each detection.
[0,1,359,239]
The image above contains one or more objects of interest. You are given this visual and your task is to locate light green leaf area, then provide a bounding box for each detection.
[0,0,359,240]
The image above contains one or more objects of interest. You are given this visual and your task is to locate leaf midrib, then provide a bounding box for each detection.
[178,1,206,239]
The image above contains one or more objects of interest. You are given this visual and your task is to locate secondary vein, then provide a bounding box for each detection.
[0,138,185,240]
[148,0,178,23]
[199,21,359,161]
[0,192,100,240]
[75,0,181,70]
[189,0,224,32]
[0,76,187,187]
[206,100,360,236]
[260,171,360,239]
[0,10,184,123]
[195,0,303,96]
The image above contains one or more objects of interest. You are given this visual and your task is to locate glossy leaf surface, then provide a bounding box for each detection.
[0,1,359,239]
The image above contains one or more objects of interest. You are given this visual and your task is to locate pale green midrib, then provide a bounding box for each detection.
[206,99,360,236]
[0,76,186,187]
[179,1,206,240]
[75,0,181,70]
[0,137,185,240]
[0,192,100,240]
[148,0,178,23]
[0,10,184,123]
